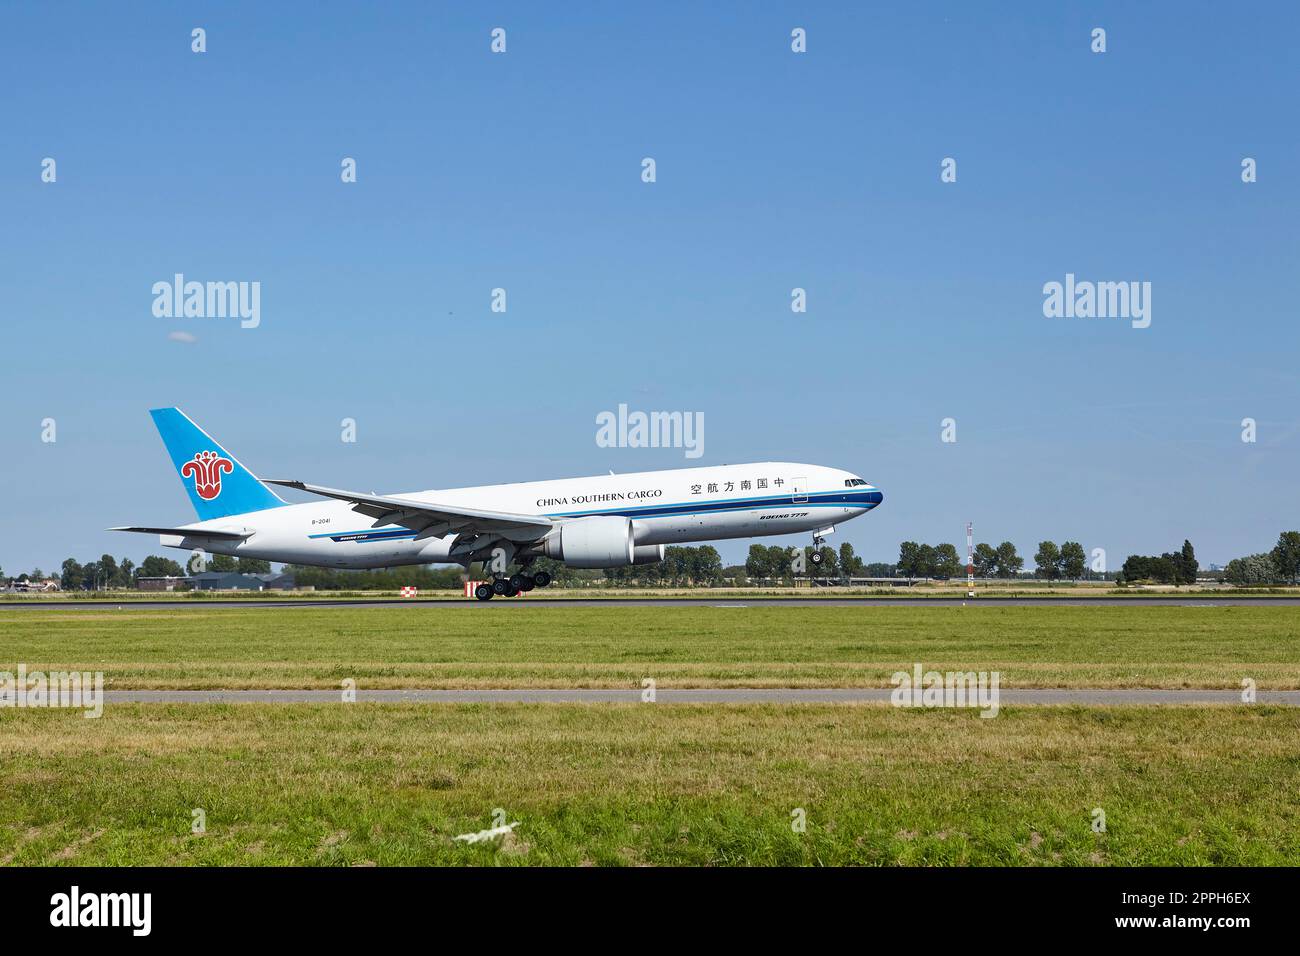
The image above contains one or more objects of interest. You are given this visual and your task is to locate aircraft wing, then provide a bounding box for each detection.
[109,526,251,540]
[265,480,554,541]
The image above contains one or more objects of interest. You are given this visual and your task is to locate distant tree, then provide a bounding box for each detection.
[628,553,660,586]
[897,542,922,578]
[745,544,771,580]
[994,541,1023,578]
[916,544,938,578]
[1119,553,1179,584]
[98,555,120,588]
[526,556,593,587]
[111,558,131,588]
[207,554,238,572]
[236,557,272,574]
[973,543,998,578]
[1224,553,1279,586]
[30,567,46,582]
[1034,541,1062,580]
[1059,541,1086,580]
[657,547,686,584]
[688,546,723,584]
[932,543,961,579]
[601,564,632,585]
[1177,540,1198,585]
[1270,531,1300,584]
[838,542,864,577]
[139,555,186,578]
[863,562,896,577]
[1117,555,1141,584]
[893,542,962,579]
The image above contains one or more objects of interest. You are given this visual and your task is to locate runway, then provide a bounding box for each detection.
[102,688,1300,705]
[6,596,1300,610]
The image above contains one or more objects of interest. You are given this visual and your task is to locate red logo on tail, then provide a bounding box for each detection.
[181,450,234,500]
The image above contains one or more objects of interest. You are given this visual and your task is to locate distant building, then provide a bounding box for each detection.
[133,571,300,592]
[190,571,266,591]
[137,576,189,592]
[258,573,297,590]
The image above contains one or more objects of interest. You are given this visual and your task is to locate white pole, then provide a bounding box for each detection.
[966,522,975,598]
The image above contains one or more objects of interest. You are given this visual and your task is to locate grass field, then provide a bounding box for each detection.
[1,704,1297,865]
[3,606,1297,866]
[2,605,1298,688]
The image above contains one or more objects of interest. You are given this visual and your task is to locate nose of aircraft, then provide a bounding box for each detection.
[869,486,884,508]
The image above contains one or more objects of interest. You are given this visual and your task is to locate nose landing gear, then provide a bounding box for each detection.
[810,527,834,566]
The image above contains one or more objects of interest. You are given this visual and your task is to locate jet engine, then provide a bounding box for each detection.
[632,544,665,565]
[543,516,635,568]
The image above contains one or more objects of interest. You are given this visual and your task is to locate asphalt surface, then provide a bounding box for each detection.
[6,596,1300,609]
[102,688,1300,705]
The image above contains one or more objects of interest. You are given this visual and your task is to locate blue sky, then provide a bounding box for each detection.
[2,1,1297,573]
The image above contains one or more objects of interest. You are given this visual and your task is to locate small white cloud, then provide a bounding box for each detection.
[168,330,197,344]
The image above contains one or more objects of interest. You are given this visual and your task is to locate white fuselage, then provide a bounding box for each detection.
[162,462,882,569]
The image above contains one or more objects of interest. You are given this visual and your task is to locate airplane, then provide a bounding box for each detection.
[113,408,884,600]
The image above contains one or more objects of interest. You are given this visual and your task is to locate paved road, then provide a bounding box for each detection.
[6,597,1300,610]
[102,688,1300,704]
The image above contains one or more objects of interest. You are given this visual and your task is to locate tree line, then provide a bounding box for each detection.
[743,542,893,580]
[284,564,465,590]
[1030,541,1087,580]
[3,554,277,591]
[8,530,1300,591]
[603,546,724,585]
[1116,541,1197,585]
[898,540,1027,579]
[1222,531,1300,586]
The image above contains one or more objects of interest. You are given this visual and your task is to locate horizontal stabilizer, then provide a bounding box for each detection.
[109,526,250,540]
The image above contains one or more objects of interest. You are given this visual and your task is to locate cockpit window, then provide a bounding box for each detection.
[844,478,868,487]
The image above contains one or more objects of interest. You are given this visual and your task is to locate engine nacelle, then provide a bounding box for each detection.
[632,544,665,565]
[543,516,635,568]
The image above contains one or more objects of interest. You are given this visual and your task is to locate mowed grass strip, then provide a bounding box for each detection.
[2,606,1298,688]
[1,704,1297,866]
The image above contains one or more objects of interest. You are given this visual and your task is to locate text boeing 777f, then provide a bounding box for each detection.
[113,408,883,599]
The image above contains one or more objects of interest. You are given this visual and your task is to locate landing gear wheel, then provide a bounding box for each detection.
[810,549,824,566]
[474,583,494,601]
[492,578,510,596]
[532,570,551,588]
[511,573,535,592]
[502,583,519,597]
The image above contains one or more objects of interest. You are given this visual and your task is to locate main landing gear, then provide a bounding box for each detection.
[473,568,554,600]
